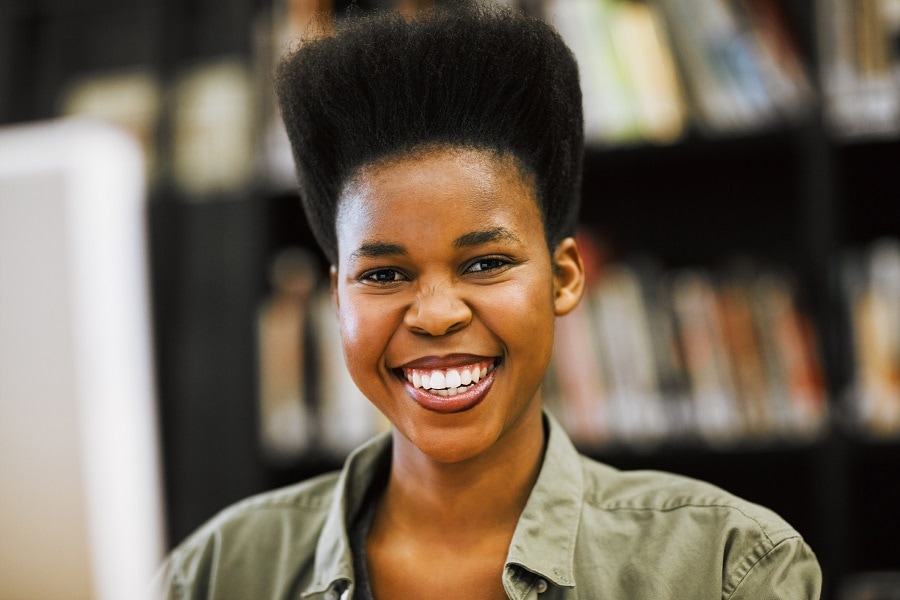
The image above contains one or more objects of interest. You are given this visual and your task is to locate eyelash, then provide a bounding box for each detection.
[359,256,511,284]
[361,268,407,284]
[464,257,509,274]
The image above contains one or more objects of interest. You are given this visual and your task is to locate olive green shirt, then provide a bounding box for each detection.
[153,413,822,599]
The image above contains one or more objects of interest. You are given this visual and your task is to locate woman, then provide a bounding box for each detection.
[155,6,822,599]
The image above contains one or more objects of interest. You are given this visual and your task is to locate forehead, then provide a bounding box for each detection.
[335,147,542,254]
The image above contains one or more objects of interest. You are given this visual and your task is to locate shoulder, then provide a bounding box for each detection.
[153,471,341,599]
[183,470,340,546]
[580,455,792,535]
[574,456,822,598]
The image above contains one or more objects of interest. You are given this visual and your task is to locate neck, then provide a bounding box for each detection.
[379,406,546,541]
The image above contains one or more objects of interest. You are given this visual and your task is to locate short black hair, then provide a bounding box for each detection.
[275,5,584,263]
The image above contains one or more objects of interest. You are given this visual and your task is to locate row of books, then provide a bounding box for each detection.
[545,0,900,144]
[543,0,813,144]
[544,246,829,448]
[253,237,899,461]
[54,0,899,197]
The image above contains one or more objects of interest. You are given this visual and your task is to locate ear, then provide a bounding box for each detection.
[330,264,340,314]
[552,237,585,316]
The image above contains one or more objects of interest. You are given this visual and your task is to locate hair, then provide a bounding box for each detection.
[275,4,584,263]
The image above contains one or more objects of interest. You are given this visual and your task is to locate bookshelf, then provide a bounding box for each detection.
[2,0,898,597]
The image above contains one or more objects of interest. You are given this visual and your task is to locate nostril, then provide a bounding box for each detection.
[404,294,472,336]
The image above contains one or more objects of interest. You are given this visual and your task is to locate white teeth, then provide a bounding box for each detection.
[403,361,495,392]
[446,369,461,388]
[430,371,446,389]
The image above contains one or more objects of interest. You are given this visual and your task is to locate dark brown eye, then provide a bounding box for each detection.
[466,258,507,273]
[363,269,405,283]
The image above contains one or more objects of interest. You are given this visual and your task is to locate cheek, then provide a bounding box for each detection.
[337,294,400,375]
[480,278,556,349]
[338,299,376,362]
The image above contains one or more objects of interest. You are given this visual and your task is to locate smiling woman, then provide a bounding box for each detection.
[153,5,822,600]
[333,147,582,473]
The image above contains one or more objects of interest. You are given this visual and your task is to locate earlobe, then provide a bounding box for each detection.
[552,237,585,316]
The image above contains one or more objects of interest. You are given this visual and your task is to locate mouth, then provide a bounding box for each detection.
[394,357,499,413]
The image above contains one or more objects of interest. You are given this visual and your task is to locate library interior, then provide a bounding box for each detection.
[1,0,898,599]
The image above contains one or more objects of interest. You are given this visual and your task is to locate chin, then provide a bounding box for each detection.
[400,417,501,465]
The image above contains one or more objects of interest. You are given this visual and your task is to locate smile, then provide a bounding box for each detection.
[402,359,496,397]
[396,357,498,413]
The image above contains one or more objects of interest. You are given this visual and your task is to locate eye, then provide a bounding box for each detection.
[361,268,407,284]
[465,257,509,274]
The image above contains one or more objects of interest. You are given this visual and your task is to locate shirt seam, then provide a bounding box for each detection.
[723,535,803,599]
[585,500,786,547]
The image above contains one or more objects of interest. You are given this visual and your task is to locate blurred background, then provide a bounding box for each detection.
[0,0,898,598]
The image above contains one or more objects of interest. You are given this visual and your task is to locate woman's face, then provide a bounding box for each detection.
[332,147,583,464]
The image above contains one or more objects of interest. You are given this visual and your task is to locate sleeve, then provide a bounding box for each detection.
[725,535,823,600]
[146,534,217,600]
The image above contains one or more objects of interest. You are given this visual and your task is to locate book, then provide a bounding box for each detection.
[736,0,814,122]
[543,0,685,144]
[817,0,900,138]
[607,0,687,143]
[718,273,775,438]
[669,269,743,444]
[655,0,814,134]
[843,238,900,438]
[656,0,760,132]
[634,257,694,441]
[546,229,611,444]
[551,298,611,445]
[544,0,637,144]
[749,270,828,439]
[256,248,317,462]
[591,263,669,445]
[170,59,255,198]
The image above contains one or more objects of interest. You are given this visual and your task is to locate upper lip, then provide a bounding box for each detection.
[395,353,497,370]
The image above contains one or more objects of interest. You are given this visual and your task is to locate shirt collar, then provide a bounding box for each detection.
[505,410,583,588]
[303,410,584,595]
[303,431,392,598]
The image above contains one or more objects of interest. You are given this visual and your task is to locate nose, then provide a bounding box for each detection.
[404,281,472,336]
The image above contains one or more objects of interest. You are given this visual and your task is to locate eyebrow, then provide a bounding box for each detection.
[350,241,408,261]
[454,227,521,249]
[349,227,521,261]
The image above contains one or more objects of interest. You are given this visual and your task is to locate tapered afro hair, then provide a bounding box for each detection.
[275,5,584,263]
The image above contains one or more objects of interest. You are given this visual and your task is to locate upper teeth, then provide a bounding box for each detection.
[405,362,492,394]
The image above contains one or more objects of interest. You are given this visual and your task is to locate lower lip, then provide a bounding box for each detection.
[404,368,495,414]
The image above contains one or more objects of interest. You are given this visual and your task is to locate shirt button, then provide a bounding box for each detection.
[535,578,548,593]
